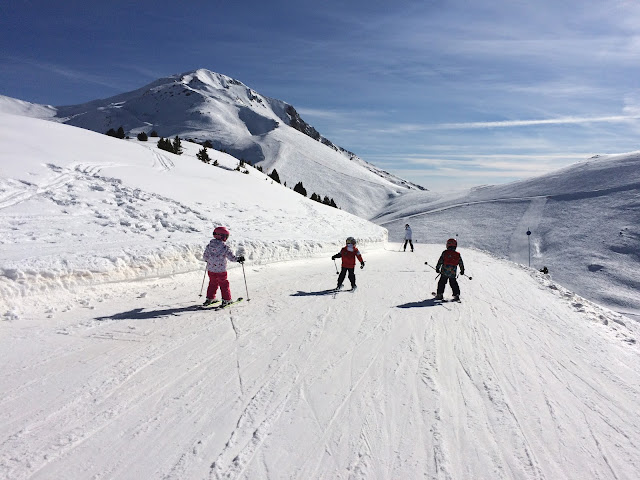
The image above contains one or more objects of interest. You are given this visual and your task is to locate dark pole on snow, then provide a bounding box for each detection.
[527,229,531,267]
[241,262,250,301]
[198,266,207,297]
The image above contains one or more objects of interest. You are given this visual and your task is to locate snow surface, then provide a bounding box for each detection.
[1,102,640,479]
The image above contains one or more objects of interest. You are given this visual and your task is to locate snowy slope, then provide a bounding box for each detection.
[0,110,386,311]
[1,246,638,479]
[375,153,640,319]
[38,69,424,218]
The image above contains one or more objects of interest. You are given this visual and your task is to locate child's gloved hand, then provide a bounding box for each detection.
[360,262,365,269]
[460,269,465,275]
[237,256,245,263]
[435,267,440,273]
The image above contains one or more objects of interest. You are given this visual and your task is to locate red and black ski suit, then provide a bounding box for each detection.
[332,245,364,289]
[435,247,465,297]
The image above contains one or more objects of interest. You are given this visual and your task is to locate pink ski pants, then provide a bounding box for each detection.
[206,271,231,300]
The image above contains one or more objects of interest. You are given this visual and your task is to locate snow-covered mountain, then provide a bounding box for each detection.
[40,69,424,218]
[375,152,640,319]
[1,99,639,480]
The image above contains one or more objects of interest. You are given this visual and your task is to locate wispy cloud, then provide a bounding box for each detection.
[3,55,119,90]
[374,115,640,133]
[296,108,349,121]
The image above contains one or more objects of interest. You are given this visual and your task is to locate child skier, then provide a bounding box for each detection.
[202,226,245,307]
[331,237,365,291]
[433,238,465,301]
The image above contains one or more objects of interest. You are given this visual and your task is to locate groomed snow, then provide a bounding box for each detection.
[1,246,638,479]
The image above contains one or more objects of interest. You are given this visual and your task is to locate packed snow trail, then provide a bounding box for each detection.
[1,245,638,479]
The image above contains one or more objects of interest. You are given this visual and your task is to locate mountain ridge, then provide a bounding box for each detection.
[49,68,424,218]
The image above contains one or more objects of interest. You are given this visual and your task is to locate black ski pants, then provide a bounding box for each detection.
[403,239,414,251]
[337,267,356,288]
[437,274,460,296]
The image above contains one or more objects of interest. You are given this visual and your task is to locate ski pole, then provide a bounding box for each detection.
[461,272,473,280]
[241,262,250,301]
[198,266,208,297]
[425,262,440,280]
[333,258,339,275]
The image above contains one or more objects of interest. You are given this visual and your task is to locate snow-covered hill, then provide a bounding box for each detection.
[0,110,386,309]
[1,95,639,480]
[375,153,640,319]
[22,68,424,218]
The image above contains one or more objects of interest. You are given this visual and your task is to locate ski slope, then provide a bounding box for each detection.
[2,245,638,480]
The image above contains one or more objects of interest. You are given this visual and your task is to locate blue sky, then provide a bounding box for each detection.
[2,0,640,191]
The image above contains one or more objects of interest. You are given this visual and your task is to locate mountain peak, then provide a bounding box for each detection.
[52,68,424,217]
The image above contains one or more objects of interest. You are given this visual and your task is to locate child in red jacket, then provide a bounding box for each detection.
[434,238,465,301]
[331,237,365,291]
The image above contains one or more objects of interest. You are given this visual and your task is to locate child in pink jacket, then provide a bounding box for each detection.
[202,226,244,307]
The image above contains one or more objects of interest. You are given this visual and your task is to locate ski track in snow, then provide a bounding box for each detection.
[1,246,639,480]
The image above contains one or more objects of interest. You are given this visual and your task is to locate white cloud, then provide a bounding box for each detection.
[372,115,640,134]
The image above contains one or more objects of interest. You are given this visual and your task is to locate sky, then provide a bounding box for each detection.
[2,0,640,191]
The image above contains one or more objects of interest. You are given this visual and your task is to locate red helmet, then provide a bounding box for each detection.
[446,238,457,248]
[213,226,230,240]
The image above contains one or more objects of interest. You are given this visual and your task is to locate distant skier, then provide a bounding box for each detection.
[403,224,414,252]
[331,237,365,291]
[202,226,245,307]
[540,266,549,274]
[433,238,465,301]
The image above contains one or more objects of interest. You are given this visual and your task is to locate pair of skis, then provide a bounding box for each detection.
[431,292,461,303]
[200,297,244,310]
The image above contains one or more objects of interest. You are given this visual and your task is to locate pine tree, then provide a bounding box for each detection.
[268,169,281,184]
[172,136,183,155]
[293,181,307,197]
[196,146,210,163]
[137,132,148,141]
[106,128,118,138]
[158,137,174,153]
[116,126,125,139]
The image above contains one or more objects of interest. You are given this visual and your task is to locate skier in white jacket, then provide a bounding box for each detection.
[202,226,244,307]
[403,224,414,252]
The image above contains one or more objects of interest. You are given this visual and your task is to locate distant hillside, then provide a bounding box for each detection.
[45,69,424,218]
[375,152,640,317]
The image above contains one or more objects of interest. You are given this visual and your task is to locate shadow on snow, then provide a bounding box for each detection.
[291,289,337,297]
[396,298,441,308]
[95,305,201,321]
